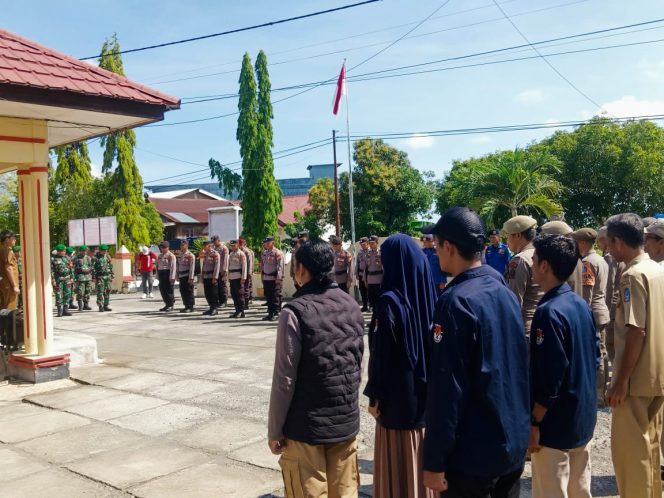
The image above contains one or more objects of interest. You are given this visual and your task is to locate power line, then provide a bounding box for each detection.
[490,0,607,113]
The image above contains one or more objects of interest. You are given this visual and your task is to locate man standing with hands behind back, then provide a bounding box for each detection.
[0,230,19,310]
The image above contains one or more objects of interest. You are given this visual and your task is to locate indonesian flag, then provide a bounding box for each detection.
[332,63,346,116]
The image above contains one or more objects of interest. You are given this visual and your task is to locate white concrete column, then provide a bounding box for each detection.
[17,168,38,354]
[30,166,54,356]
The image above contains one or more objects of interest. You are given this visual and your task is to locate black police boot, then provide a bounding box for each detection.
[83,301,92,310]
[57,306,63,317]
[62,305,72,317]
[209,308,218,316]
[78,300,83,312]
[230,311,240,318]
[160,305,173,312]
[240,311,245,318]
[103,305,112,312]
[202,309,212,316]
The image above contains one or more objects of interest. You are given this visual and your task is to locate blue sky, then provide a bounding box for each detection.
[5,0,664,185]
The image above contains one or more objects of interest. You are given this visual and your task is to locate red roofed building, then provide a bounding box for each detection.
[0,28,179,376]
[149,197,236,239]
[278,194,311,227]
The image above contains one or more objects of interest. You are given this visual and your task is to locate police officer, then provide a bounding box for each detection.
[212,235,229,308]
[74,245,93,311]
[240,238,254,309]
[364,235,383,312]
[228,239,247,318]
[260,236,284,321]
[503,215,543,335]
[422,233,446,295]
[572,227,611,405]
[422,207,529,496]
[356,237,370,311]
[485,228,511,276]
[52,244,72,317]
[156,241,177,312]
[200,240,220,316]
[541,220,584,297]
[65,246,76,309]
[93,244,114,312]
[177,240,196,313]
[330,235,353,293]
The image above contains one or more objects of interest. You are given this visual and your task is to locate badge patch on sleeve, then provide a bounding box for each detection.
[507,260,518,279]
[536,328,544,345]
[582,261,596,286]
[624,288,631,303]
[433,324,443,343]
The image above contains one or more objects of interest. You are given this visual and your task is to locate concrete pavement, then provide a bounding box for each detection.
[0,293,620,497]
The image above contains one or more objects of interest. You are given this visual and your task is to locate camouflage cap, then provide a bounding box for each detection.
[571,227,598,242]
[541,220,574,236]
[502,215,537,235]
[66,246,74,254]
[55,243,66,251]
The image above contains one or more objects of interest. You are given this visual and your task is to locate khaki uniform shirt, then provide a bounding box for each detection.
[581,250,610,326]
[177,250,195,280]
[356,249,369,280]
[261,248,284,281]
[506,242,543,334]
[614,253,664,396]
[228,249,247,281]
[214,244,229,278]
[568,260,584,297]
[202,250,220,279]
[0,247,19,288]
[364,250,383,285]
[157,251,177,280]
[333,249,353,284]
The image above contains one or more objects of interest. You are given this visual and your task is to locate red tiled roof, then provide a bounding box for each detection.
[279,194,311,226]
[0,29,180,107]
[150,198,235,224]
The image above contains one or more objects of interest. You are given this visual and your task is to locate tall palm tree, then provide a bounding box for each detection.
[468,148,564,225]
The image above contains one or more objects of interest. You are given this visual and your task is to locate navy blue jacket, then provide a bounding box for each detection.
[530,283,599,450]
[423,247,447,289]
[364,299,427,430]
[423,265,530,477]
[485,242,511,276]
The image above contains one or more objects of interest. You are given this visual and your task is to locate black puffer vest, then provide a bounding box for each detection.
[282,281,365,444]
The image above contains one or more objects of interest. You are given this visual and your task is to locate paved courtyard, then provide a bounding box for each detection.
[0,293,621,497]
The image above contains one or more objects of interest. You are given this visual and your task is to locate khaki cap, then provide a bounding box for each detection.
[571,227,598,242]
[645,220,664,238]
[597,226,608,238]
[541,220,573,236]
[502,215,537,235]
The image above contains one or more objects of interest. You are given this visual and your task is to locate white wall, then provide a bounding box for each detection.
[208,210,242,241]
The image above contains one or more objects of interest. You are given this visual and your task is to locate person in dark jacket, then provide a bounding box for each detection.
[528,234,599,498]
[364,233,438,498]
[268,239,364,498]
[421,233,446,294]
[422,207,530,497]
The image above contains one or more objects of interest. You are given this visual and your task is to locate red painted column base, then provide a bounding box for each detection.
[8,353,70,383]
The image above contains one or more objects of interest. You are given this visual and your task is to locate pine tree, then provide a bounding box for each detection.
[98,34,162,250]
[53,142,92,188]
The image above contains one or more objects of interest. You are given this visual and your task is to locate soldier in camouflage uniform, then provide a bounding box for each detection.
[65,246,75,309]
[93,244,114,312]
[51,243,72,317]
[75,245,93,311]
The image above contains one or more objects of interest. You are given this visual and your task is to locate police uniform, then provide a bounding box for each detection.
[157,243,177,310]
[485,241,511,276]
[503,216,543,335]
[177,246,196,312]
[51,245,72,317]
[611,252,664,498]
[364,236,383,311]
[74,246,93,311]
[93,245,114,312]
[240,240,254,309]
[228,242,247,317]
[213,238,229,307]
[201,245,221,315]
[356,238,370,310]
[260,237,284,320]
[331,237,353,293]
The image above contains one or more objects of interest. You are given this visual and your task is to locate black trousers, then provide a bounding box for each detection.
[263,280,282,314]
[158,270,174,306]
[179,276,195,309]
[217,276,227,305]
[443,467,522,498]
[337,281,349,293]
[359,277,368,307]
[244,274,253,303]
[229,279,244,313]
[368,283,381,310]
[203,278,219,309]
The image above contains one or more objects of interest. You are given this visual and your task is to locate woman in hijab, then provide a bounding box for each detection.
[364,233,438,498]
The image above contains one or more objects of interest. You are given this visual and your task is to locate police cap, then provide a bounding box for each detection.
[421,234,433,241]
[262,236,275,243]
[329,235,342,245]
[359,237,369,243]
[488,229,500,236]
[211,235,221,242]
[158,240,169,248]
[645,220,664,238]
[229,239,239,245]
[297,230,309,239]
[368,235,379,242]
[502,215,538,235]
[541,220,573,236]
[422,206,486,252]
[571,227,598,242]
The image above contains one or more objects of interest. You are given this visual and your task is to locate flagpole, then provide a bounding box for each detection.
[344,61,357,263]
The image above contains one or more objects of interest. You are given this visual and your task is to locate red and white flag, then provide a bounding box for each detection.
[332,63,346,116]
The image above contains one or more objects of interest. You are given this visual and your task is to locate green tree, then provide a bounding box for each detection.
[0,173,19,237]
[209,158,242,198]
[53,143,92,188]
[98,34,163,250]
[339,139,434,238]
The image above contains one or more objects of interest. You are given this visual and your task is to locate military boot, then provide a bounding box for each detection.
[83,301,92,310]
[57,306,63,317]
[78,300,83,312]
[103,305,112,312]
[62,305,72,317]
[98,304,105,312]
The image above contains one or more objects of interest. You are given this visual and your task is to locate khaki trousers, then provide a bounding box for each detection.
[611,395,664,498]
[279,437,360,498]
[531,443,591,498]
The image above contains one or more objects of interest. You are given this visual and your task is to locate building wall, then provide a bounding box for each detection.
[208,210,242,241]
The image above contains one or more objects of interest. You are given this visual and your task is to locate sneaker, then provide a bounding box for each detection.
[148,293,154,299]
[141,293,147,299]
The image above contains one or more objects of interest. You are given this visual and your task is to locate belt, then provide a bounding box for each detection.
[178,273,190,278]
[335,270,347,275]
[229,269,242,273]
[368,270,383,275]
[263,271,277,277]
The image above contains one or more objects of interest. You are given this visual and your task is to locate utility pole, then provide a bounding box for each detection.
[332,129,341,237]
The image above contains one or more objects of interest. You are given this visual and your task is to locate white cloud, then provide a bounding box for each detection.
[403,135,436,149]
[514,89,544,104]
[545,119,561,125]
[639,60,664,81]
[90,162,102,178]
[468,135,493,144]
[599,95,664,118]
